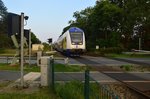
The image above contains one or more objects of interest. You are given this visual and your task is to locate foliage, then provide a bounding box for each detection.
[55,81,84,99]
[0,87,60,99]
[54,64,84,72]
[0,0,7,19]
[55,81,101,99]
[42,42,51,51]
[99,47,123,54]
[0,33,13,48]
[0,0,41,48]
[120,64,133,71]
[31,32,41,44]
[63,0,150,51]
[0,0,13,48]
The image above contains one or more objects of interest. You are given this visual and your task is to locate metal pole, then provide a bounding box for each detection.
[20,13,24,86]
[51,58,54,90]
[29,29,31,66]
[139,37,141,51]
[84,70,89,99]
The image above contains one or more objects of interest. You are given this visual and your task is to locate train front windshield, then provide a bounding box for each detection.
[70,32,83,44]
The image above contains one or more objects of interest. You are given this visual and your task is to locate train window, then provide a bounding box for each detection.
[70,32,83,44]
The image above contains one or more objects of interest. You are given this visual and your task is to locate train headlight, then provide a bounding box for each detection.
[72,42,75,45]
[79,43,82,45]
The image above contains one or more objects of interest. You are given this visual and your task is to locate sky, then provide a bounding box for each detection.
[3,0,96,42]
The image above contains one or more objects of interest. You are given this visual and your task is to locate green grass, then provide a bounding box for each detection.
[0,87,60,99]
[0,48,16,56]
[0,63,40,72]
[0,63,84,72]
[55,81,84,99]
[55,81,101,99]
[0,81,12,88]
[120,65,133,71]
[0,63,20,71]
[54,64,84,72]
[105,53,150,58]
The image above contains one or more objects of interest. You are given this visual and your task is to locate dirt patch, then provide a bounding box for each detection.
[107,84,149,99]
[0,81,40,94]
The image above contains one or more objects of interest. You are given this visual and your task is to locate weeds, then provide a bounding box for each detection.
[120,65,133,71]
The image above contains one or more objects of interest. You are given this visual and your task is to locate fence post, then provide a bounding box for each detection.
[84,69,89,99]
[50,57,54,90]
[40,57,50,86]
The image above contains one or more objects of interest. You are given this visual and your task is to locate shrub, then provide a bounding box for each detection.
[120,65,133,71]
[100,47,123,54]
[0,48,5,54]
[55,81,84,99]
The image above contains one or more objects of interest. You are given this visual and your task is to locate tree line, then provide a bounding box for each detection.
[63,0,150,51]
[0,0,41,48]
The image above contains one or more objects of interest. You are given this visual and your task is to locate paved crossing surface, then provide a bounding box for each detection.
[1,71,149,84]
[0,56,149,66]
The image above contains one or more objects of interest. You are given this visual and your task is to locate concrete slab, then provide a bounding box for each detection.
[15,72,40,83]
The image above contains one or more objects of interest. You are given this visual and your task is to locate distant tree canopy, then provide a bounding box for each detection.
[0,0,7,22]
[0,0,7,33]
[31,32,41,44]
[63,0,150,50]
[0,0,12,48]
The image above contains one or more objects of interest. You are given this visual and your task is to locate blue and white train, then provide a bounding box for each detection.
[53,27,86,56]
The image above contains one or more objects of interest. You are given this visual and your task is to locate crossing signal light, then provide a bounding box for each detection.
[24,29,29,41]
[7,13,21,37]
[48,38,52,44]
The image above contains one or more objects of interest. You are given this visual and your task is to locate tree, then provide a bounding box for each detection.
[117,0,150,50]
[0,0,7,21]
[62,0,150,50]
[0,0,7,32]
[88,0,123,48]
[31,32,41,44]
[0,0,13,48]
[0,0,7,34]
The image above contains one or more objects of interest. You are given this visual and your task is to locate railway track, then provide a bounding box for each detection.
[101,71,150,99]
[90,66,150,98]
[73,56,150,98]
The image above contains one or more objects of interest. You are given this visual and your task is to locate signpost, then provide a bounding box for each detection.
[8,12,29,87]
[20,13,24,87]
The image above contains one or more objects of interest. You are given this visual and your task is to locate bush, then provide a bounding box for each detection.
[55,81,84,99]
[0,48,5,54]
[100,47,123,54]
[120,65,133,71]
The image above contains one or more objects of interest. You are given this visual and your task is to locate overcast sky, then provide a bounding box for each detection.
[3,0,95,42]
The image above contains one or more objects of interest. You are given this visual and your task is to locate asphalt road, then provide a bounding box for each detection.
[0,56,150,66]
[112,57,150,66]
[0,71,21,81]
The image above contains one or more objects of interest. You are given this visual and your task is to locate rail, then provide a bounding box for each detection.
[101,72,150,99]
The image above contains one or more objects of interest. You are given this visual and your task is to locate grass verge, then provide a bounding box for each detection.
[0,63,40,72]
[0,87,60,99]
[55,81,84,99]
[55,81,101,99]
[105,53,150,58]
[0,63,84,72]
[54,64,85,72]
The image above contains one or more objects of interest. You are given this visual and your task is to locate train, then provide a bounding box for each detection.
[53,27,86,56]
